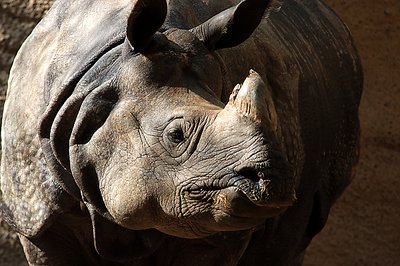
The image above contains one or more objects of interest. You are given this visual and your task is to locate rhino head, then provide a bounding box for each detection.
[44,0,295,239]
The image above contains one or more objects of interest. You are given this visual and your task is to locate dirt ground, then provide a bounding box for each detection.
[1,1,399,265]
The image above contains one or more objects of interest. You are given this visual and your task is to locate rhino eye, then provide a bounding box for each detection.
[162,118,193,158]
[161,118,197,160]
[167,128,185,143]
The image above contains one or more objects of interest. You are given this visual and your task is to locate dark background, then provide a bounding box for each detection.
[0,1,399,265]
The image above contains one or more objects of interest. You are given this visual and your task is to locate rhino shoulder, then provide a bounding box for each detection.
[0,129,69,237]
[0,0,74,237]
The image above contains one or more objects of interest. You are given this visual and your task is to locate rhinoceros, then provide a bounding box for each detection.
[0,0,362,264]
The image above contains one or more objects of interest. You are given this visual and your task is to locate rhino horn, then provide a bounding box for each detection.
[126,0,167,52]
[227,70,278,131]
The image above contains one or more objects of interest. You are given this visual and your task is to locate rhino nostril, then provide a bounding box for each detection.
[237,168,260,182]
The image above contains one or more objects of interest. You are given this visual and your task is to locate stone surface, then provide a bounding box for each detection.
[0,0,399,265]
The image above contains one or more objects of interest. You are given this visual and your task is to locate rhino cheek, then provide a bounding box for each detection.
[100,166,156,230]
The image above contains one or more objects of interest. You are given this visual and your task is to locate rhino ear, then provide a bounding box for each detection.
[191,0,281,51]
[126,0,168,52]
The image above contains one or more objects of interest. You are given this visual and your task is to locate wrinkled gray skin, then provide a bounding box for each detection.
[0,0,362,265]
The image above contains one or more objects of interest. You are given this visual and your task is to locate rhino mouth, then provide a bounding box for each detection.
[186,164,296,212]
[231,168,295,207]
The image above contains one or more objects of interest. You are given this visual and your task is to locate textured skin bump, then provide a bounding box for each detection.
[1,131,55,236]
[1,78,64,237]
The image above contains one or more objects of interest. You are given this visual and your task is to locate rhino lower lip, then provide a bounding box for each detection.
[229,176,292,207]
[210,185,290,221]
[232,179,273,206]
